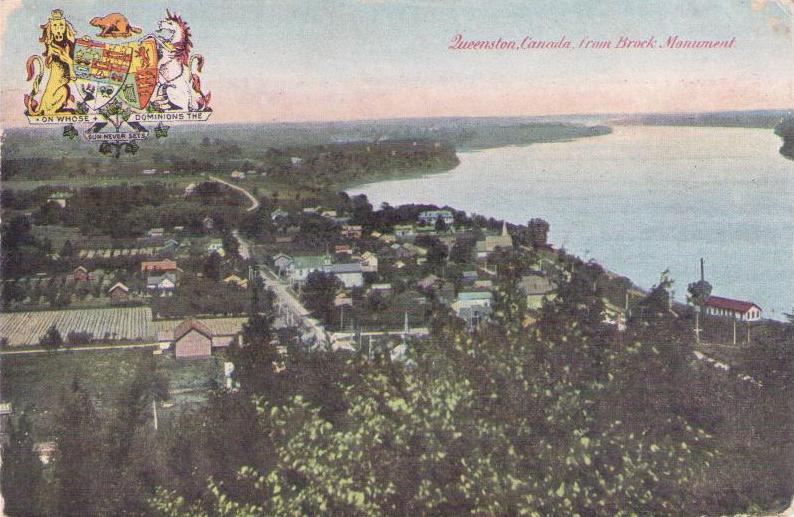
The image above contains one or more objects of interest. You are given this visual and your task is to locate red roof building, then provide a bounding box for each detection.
[141,259,178,273]
[704,296,762,322]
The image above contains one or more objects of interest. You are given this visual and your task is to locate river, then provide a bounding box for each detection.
[349,126,794,320]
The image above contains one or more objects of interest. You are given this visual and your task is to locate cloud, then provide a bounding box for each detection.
[0,0,23,43]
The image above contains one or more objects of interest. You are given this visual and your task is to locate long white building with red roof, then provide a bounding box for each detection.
[703,296,762,322]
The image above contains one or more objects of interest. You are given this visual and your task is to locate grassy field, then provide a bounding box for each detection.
[0,349,223,440]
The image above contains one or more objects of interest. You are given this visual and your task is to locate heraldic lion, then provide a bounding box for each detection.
[25,9,76,116]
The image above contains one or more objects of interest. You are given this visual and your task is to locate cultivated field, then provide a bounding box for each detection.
[0,307,154,346]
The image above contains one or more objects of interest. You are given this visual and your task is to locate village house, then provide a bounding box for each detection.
[462,270,479,284]
[160,239,180,253]
[403,243,428,257]
[453,291,494,327]
[203,216,215,230]
[207,239,225,255]
[147,273,177,296]
[141,259,179,274]
[359,251,379,273]
[325,263,364,288]
[473,279,493,290]
[334,292,353,307]
[291,156,303,166]
[378,233,397,244]
[47,192,72,208]
[271,208,289,221]
[476,222,513,259]
[289,255,333,283]
[335,244,354,255]
[418,210,454,227]
[223,274,249,289]
[369,283,393,297]
[72,266,90,282]
[141,169,157,175]
[340,225,363,239]
[230,170,246,180]
[394,224,415,238]
[107,282,129,302]
[184,183,197,196]
[704,296,762,321]
[147,227,165,239]
[517,274,557,309]
[272,253,295,275]
[416,274,441,291]
[321,210,338,219]
[172,319,214,359]
[33,442,57,465]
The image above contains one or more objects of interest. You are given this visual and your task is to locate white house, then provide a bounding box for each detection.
[325,263,364,288]
[359,251,379,273]
[147,273,177,296]
[452,291,493,327]
[703,296,762,322]
[289,255,333,283]
[418,210,454,226]
[272,253,294,275]
[207,239,225,254]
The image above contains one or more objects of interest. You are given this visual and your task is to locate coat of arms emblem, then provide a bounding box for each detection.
[23,9,212,156]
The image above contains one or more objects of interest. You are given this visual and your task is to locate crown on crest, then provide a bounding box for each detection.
[49,9,64,21]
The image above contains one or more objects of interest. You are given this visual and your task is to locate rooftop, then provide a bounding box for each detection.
[704,296,761,313]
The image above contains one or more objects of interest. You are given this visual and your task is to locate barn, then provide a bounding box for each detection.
[173,319,213,359]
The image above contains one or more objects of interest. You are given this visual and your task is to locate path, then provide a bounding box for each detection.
[208,174,260,212]
[0,342,160,356]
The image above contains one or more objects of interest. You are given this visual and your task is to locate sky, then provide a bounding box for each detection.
[1,0,793,126]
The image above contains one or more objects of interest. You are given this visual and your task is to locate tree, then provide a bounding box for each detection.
[153,269,714,516]
[105,356,169,514]
[60,239,74,258]
[302,271,342,325]
[39,324,63,352]
[434,216,448,232]
[527,218,550,247]
[203,252,222,281]
[53,378,107,516]
[227,289,281,396]
[1,410,44,516]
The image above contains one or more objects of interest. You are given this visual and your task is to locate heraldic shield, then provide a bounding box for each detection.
[119,38,158,110]
[73,37,132,110]
[73,37,158,111]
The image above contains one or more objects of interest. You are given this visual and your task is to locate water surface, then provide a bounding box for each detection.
[350,126,794,319]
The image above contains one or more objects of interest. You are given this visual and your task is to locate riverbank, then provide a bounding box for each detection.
[349,125,794,320]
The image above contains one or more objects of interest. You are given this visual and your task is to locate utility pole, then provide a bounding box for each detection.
[733,318,737,346]
[152,399,158,431]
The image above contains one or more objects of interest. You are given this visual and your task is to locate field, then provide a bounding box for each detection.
[0,349,223,440]
[0,307,154,346]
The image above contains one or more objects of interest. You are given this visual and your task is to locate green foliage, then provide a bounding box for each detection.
[302,271,342,325]
[1,410,44,516]
[152,278,715,516]
[53,378,107,516]
[39,324,63,352]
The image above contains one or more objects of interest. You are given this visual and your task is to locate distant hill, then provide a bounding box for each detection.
[614,109,794,129]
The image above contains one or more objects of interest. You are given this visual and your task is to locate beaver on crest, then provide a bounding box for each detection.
[90,13,142,38]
